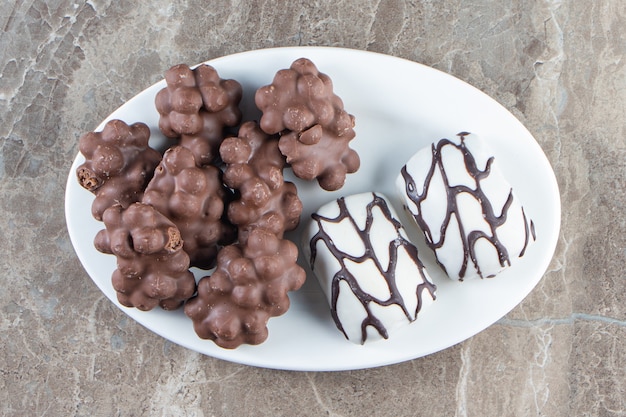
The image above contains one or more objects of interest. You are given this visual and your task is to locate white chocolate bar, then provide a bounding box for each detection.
[303,192,436,344]
[396,132,535,281]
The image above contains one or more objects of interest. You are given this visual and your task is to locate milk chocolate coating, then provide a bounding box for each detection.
[255,58,359,191]
[76,119,162,221]
[220,121,303,242]
[155,63,242,165]
[278,126,360,191]
[184,228,306,349]
[185,121,306,348]
[255,58,354,136]
[94,203,196,311]
[142,146,236,270]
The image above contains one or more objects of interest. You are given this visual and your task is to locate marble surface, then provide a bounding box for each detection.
[2,0,625,415]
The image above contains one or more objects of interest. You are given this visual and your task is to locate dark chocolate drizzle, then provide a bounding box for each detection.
[400,132,536,280]
[309,192,436,344]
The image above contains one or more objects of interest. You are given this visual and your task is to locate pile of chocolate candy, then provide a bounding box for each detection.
[77,57,536,348]
[77,58,359,348]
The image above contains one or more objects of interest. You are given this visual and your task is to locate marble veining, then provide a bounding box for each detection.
[1,0,625,416]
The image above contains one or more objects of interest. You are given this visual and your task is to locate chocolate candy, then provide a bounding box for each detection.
[396,132,536,281]
[142,146,236,270]
[220,121,303,242]
[94,203,196,311]
[185,121,307,348]
[76,119,161,221]
[304,192,436,344]
[184,228,306,349]
[279,126,360,191]
[155,63,242,165]
[77,58,366,348]
[255,58,359,191]
[255,58,353,136]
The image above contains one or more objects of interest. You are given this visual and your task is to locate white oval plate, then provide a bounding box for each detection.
[65,47,560,371]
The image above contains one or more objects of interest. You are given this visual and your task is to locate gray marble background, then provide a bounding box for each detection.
[2,1,625,416]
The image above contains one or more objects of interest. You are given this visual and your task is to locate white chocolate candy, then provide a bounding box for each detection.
[303,192,436,344]
[396,132,536,281]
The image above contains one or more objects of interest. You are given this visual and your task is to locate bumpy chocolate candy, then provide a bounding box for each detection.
[255,58,359,191]
[142,146,236,269]
[186,121,306,348]
[94,203,196,311]
[279,127,360,191]
[155,63,242,165]
[76,119,161,220]
[220,121,303,242]
[184,228,306,349]
[255,58,354,136]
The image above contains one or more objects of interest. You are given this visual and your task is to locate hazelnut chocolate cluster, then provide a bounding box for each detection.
[142,146,236,270]
[94,203,196,311]
[220,121,302,242]
[255,58,360,191]
[155,63,243,166]
[76,58,359,348]
[185,228,305,348]
[184,121,305,348]
[76,120,161,220]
